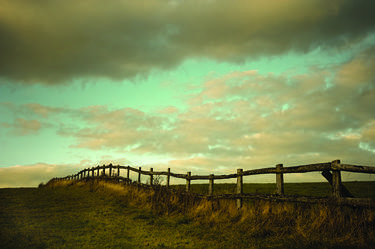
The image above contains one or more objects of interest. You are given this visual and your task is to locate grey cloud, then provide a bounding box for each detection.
[1,0,375,85]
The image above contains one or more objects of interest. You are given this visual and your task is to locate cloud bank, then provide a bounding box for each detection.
[1,0,375,84]
[2,45,374,180]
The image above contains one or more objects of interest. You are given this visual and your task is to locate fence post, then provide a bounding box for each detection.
[237,169,243,209]
[209,174,214,196]
[138,167,141,184]
[186,172,191,192]
[96,166,99,177]
[117,165,120,177]
[109,164,112,177]
[102,165,106,176]
[150,168,153,186]
[276,164,284,196]
[332,160,342,198]
[92,168,94,177]
[167,168,170,188]
[127,166,130,180]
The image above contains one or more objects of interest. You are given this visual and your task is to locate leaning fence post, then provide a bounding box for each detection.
[150,168,153,186]
[209,174,214,196]
[331,160,342,198]
[186,172,191,192]
[138,167,142,184]
[167,168,170,188]
[237,169,243,209]
[276,164,284,196]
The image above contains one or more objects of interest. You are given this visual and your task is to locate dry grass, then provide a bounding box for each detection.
[43,179,375,248]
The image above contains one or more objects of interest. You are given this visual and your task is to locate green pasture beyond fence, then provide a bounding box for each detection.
[50,159,375,208]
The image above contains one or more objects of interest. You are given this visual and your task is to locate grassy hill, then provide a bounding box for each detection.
[0,181,374,248]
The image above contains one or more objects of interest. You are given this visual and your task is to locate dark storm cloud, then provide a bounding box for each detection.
[1,0,375,85]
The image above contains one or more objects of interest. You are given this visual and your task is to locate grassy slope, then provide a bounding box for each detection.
[0,186,209,249]
[1,182,374,249]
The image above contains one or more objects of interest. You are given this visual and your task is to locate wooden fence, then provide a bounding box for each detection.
[51,159,375,208]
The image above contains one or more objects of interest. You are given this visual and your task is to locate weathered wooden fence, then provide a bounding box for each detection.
[51,159,375,208]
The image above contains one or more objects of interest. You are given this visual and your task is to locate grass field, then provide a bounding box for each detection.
[172,181,375,198]
[0,180,374,248]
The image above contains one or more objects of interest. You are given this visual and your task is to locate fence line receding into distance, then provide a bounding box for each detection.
[50,159,375,208]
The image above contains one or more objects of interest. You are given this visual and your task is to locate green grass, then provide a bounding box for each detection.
[1,181,374,248]
[0,185,206,248]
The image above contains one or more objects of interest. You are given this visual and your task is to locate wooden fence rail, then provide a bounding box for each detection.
[51,159,375,208]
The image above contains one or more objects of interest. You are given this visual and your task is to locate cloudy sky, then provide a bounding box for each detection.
[1,0,375,187]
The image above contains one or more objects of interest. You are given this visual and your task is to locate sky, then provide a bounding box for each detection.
[1,0,375,187]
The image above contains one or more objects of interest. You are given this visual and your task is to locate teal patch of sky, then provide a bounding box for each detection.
[0,128,77,167]
[176,45,352,87]
[0,76,186,113]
